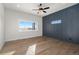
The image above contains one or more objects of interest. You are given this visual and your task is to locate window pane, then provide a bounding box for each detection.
[19,21,33,28]
[18,21,36,31]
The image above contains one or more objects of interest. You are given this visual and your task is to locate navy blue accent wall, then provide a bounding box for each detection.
[43,4,79,43]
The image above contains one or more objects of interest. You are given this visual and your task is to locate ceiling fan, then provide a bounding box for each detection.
[33,4,50,14]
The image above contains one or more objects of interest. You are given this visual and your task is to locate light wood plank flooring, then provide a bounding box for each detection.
[1,36,79,55]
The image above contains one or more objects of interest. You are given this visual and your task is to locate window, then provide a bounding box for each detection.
[18,21,38,32]
[51,20,62,24]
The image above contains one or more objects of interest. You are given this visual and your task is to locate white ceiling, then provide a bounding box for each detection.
[3,3,76,17]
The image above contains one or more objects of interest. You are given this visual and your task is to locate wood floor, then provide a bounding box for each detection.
[1,36,79,55]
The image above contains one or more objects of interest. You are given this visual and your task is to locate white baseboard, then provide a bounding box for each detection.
[6,35,42,42]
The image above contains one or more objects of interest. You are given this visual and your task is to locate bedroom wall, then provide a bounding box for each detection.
[5,8,42,41]
[43,4,79,43]
[0,4,5,50]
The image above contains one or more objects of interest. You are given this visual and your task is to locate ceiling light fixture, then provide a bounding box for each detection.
[32,3,50,15]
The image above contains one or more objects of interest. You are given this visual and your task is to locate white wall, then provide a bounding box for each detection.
[5,8,42,41]
[0,4,5,50]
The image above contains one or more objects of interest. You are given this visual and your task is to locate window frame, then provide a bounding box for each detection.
[18,20,38,32]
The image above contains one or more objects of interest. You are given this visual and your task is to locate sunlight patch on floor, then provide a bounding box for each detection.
[26,44,37,55]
